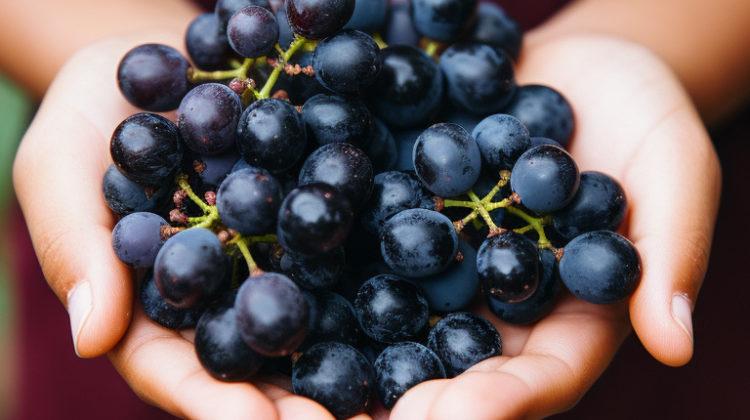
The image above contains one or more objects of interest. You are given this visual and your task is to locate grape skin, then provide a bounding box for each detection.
[112,212,168,268]
[117,44,191,112]
[178,83,242,156]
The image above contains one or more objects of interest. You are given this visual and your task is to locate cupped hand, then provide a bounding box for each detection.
[390,33,721,420]
[12,35,363,420]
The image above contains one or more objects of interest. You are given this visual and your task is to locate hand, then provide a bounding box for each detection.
[390,33,720,420]
[12,35,363,420]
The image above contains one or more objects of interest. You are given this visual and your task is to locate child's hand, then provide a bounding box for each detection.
[390,33,720,420]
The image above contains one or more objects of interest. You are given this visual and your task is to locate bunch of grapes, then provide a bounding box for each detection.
[103,0,641,417]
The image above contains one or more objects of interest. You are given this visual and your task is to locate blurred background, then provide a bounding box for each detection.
[0,0,748,419]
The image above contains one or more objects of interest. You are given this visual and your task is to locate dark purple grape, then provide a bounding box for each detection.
[466,2,522,60]
[345,0,388,32]
[178,83,241,156]
[215,0,272,31]
[112,212,168,268]
[276,6,295,49]
[235,272,309,356]
[193,150,241,187]
[236,98,307,173]
[301,94,372,148]
[140,271,205,330]
[374,342,446,409]
[364,117,397,173]
[292,342,373,419]
[413,123,482,197]
[110,113,183,186]
[427,312,502,377]
[154,228,227,308]
[195,304,265,381]
[361,171,434,235]
[383,3,419,47]
[380,209,458,278]
[301,290,359,348]
[417,239,479,312]
[312,29,381,95]
[393,128,423,170]
[227,6,280,58]
[277,183,354,255]
[280,247,345,290]
[477,232,540,303]
[504,85,575,147]
[354,274,429,343]
[486,247,561,324]
[510,144,580,213]
[102,165,169,216]
[117,44,191,112]
[472,114,530,170]
[216,167,283,235]
[365,45,443,129]
[410,0,478,42]
[530,136,563,148]
[558,230,641,304]
[185,14,235,70]
[285,0,356,40]
[553,172,627,240]
[298,143,374,209]
[439,43,516,115]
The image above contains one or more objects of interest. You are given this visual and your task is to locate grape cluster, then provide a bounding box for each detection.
[104,0,641,417]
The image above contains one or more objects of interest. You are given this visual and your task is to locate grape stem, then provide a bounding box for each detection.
[372,32,388,49]
[175,174,211,213]
[424,40,440,60]
[505,207,553,248]
[188,58,254,83]
[228,234,276,277]
[256,37,311,99]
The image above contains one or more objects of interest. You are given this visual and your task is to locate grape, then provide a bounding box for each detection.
[504,85,575,147]
[301,290,359,349]
[427,312,502,377]
[215,0,271,32]
[439,43,516,115]
[466,2,522,60]
[477,232,540,303]
[117,44,191,112]
[312,29,381,95]
[410,0,479,42]
[154,228,228,308]
[234,272,309,356]
[383,3,419,47]
[393,128,423,170]
[530,136,563,148]
[275,6,295,49]
[374,342,446,409]
[365,45,443,129]
[486,248,561,324]
[413,123,482,197]
[364,117,397,173]
[277,183,354,255]
[558,230,641,304]
[510,144,580,213]
[236,98,307,173]
[102,165,168,216]
[178,83,242,156]
[110,113,183,186]
[354,274,430,343]
[361,171,434,235]
[280,247,345,290]
[227,6,280,59]
[298,142,374,209]
[301,94,372,148]
[285,0,356,40]
[276,50,328,105]
[345,0,388,32]
[185,14,235,71]
[140,271,205,330]
[112,212,168,268]
[292,342,373,419]
[380,208,458,278]
[195,304,265,382]
[553,172,627,240]
[472,114,531,170]
[438,105,485,134]
[216,167,283,235]
[192,150,241,188]
[417,239,479,312]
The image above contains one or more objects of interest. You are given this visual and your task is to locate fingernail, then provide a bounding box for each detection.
[67,281,93,357]
[671,293,693,344]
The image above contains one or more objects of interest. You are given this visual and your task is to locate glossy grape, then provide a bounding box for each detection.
[117,44,191,112]
[301,290,359,348]
[410,0,478,42]
[298,143,374,209]
[510,144,580,213]
[413,123,482,197]
[227,6,279,58]
[280,247,345,290]
[185,14,235,71]
[472,114,530,170]
[301,94,372,148]
[374,342,446,409]
[102,165,168,216]
[112,212,168,268]
[552,171,627,239]
[361,171,434,235]
[427,312,502,377]
[345,0,388,32]
[140,271,205,330]
[383,3,419,47]
[215,0,271,31]
[216,167,283,235]
[504,85,575,147]
[418,239,479,312]
[364,117,397,173]
[178,83,241,155]
[312,29,381,95]
[477,232,540,303]
[285,0,356,39]
[466,2,522,60]
[193,150,241,187]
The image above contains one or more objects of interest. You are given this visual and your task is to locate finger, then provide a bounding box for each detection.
[109,308,279,420]
[390,379,451,420]
[624,107,721,366]
[256,382,337,420]
[423,297,630,420]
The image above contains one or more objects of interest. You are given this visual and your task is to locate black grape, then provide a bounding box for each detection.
[312,29,381,95]
[301,94,372,148]
[552,171,627,240]
[117,44,191,112]
[112,212,168,268]
[301,290,359,349]
[234,272,309,356]
[466,2,522,60]
[510,144,580,213]
[178,83,242,156]
[185,14,235,70]
[558,230,641,304]
[504,85,575,147]
[364,117,397,173]
[417,239,479,312]
[383,3,419,47]
[530,136,563,148]
[285,0,356,40]
[410,0,478,42]
[193,150,241,188]
[413,123,482,197]
[393,128,423,170]
[216,167,283,235]
[280,247,345,290]
[361,171,434,235]
[140,271,205,330]
[110,113,183,186]
[380,208,458,278]
[227,6,280,58]
[298,142,374,209]
[344,0,388,32]
[275,6,295,49]
[215,0,271,32]
[427,312,502,377]
[102,165,169,216]
[374,342,446,409]
[472,114,531,170]
[477,232,540,303]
